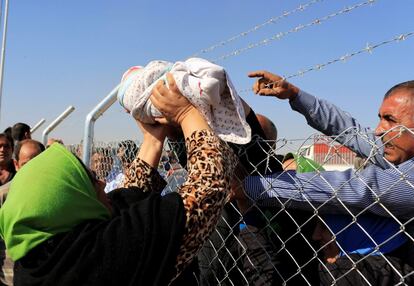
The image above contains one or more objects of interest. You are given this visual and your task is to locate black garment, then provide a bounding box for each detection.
[228,109,283,176]
[270,210,320,285]
[318,230,414,286]
[319,254,414,285]
[239,225,280,286]
[14,188,186,286]
[168,109,283,176]
[198,203,245,286]
[240,207,320,285]
[171,257,200,286]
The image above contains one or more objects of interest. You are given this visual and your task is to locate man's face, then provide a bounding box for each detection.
[375,89,414,165]
[0,137,12,165]
[15,143,41,170]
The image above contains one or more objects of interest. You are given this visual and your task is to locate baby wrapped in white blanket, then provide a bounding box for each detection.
[118,57,251,144]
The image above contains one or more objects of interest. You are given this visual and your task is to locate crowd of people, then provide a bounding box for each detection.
[0,58,413,285]
[0,123,46,285]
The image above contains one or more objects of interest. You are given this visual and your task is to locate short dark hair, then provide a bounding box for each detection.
[384,80,414,99]
[14,139,45,162]
[11,123,31,141]
[3,127,12,138]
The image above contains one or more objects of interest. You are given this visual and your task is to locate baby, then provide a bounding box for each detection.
[117,57,251,145]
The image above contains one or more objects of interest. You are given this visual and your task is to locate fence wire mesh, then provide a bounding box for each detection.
[67,127,414,285]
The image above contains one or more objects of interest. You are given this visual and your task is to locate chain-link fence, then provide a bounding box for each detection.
[66,127,414,285]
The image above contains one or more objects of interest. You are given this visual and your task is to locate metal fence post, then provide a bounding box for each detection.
[42,105,75,146]
[0,0,9,125]
[82,84,120,167]
[30,118,46,134]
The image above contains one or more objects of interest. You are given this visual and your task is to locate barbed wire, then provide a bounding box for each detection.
[239,30,414,93]
[191,0,325,58]
[284,31,413,80]
[213,0,377,63]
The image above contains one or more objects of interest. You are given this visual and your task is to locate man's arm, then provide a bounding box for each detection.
[244,161,414,220]
[290,90,387,168]
[248,70,388,169]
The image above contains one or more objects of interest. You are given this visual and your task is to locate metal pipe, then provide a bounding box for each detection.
[42,105,75,146]
[82,84,120,166]
[30,118,46,134]
[0,0,9,125]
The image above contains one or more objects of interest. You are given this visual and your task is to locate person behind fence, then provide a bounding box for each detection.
[282,153,343,266]
[0,139,45,286]
[0,134,14,188]
[104,140,138,193]
[310,153,373,265]
[2,129,11,141]
[162,104,256,285]
[245,70,414,284]
[234,114,283,286]
[164,101,285,285]
[0,73,238,286]
[0,134,15,286]
[234,115,322,285]
[0,139,45,199]
[118,58,287,284]
[14,140,45,169]
[11,123,31,144]
[91,147,114,181]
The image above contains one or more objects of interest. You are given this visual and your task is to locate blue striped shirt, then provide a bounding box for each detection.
[244,91,414,220]
[244,163,414,219]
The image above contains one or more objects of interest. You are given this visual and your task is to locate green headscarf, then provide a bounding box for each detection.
[0,143,110,261]
[283,153,325,173]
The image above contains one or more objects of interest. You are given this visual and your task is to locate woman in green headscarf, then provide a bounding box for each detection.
[0,74,238,286]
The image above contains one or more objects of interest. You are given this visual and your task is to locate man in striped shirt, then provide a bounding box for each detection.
[245,71,414,284]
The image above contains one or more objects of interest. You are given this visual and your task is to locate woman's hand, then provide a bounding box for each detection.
[136,119,168,144]
[136,120,168,168]
[248,70,299,100]
[150,73,196,126]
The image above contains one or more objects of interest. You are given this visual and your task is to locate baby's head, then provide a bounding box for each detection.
[121,66,142,82]
[118,66,143,113]
[117,61,172,118]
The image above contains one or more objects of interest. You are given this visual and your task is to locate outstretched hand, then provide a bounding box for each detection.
[150,73,195,126]
[248,70,299,100]
[136,119,168,144]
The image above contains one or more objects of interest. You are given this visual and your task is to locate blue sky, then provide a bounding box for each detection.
[0,0,413,145]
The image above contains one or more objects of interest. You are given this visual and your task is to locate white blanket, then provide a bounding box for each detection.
[118,57,251,144]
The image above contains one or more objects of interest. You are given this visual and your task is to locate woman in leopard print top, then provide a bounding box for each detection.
[6,73,237,286]
[121,73,239,282]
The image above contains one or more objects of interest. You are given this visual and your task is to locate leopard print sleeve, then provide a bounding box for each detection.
[120,156,166,193]
[173,129,238,279]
